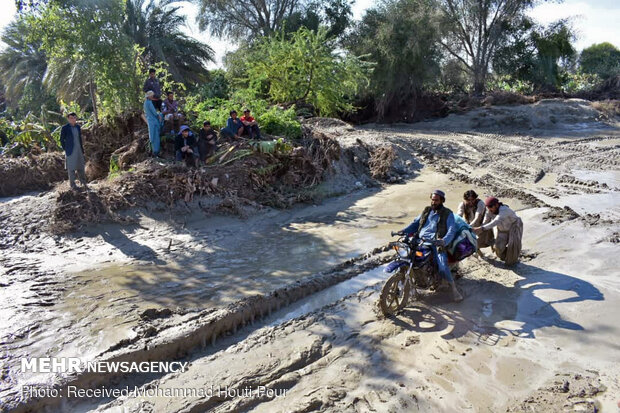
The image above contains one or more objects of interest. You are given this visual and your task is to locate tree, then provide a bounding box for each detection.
[0,18,56,114]
[493,18,576,90]
[194,0,352,40]
[530,20,575,89]
[27,0,143,120]
[125,0,214,87]
[580,42,620,80]
[438,0,540,94]
[246,27,370,115]
[195,0,301,39]
[346,0,440,118]
[282,0,352,40]
[43,55,97,116]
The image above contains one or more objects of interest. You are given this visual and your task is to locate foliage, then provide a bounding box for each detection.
[43,54,95,112]
[438,59,470,93]
[438,0,540,95]
[125,0,214,86]
[194,70,231,100]
[196,0,352,41]
[486,75,534,94]
[0,118,17,144]
[184,93,302,138]
[560,72,601,94]
[2,111,61,155]
[493,18,576,90]
[197,0,303,39]
[282,0,352,40]
[59,100,91,123]
[580,43,620,80]
[140,60,187,98]
[246,27,371,116]
[0,18,58,115]
[26,0,143,118]
[345,0,439,117]
[530,20,576,89]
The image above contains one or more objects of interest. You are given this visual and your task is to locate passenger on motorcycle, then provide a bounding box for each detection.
[401,189,463,302]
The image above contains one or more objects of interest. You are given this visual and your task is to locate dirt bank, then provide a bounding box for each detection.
[1,99,619,412]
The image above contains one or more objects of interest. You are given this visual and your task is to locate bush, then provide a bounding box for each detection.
[487,75,534,95]
[561,72,601,94]
[184,91,301,139]
[0,118,16,146]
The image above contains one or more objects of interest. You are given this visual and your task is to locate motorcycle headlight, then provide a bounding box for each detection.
[393,243,410,258]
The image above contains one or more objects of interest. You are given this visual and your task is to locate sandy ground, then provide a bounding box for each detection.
[1,99,619,412]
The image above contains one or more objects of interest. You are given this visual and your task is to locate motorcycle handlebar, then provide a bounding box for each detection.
[391,231,404,237]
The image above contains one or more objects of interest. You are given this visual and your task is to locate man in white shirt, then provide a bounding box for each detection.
[473,197,523,264]
[457,190,486,226]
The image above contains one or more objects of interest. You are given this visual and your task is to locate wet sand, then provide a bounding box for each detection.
[1,100,619,412]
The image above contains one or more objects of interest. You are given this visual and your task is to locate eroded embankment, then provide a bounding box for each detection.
[4,245,392,413]
[0,120,406,248]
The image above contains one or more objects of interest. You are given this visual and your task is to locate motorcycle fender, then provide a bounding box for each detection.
[384,260,409,273]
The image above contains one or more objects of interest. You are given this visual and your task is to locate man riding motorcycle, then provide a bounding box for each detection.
[400,189,463,302]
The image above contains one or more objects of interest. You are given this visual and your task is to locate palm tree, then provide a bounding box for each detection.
[0,18,49,112]
[43,56,100,123]
[125,0,215,87]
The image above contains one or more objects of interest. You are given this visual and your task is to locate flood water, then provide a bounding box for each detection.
[2,169,526,388]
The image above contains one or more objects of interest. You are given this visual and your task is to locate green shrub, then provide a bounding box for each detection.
[486,75,534,95]
[560,72,601,94]
[184,92,301,139]
[0,118,16,145]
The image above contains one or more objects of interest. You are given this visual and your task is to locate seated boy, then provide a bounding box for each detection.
[198,121,218,163]
[175,125,199,167]
[240,108,261,139]
[220,110,244,139]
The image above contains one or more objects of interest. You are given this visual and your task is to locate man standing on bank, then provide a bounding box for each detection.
[143,68,162,111]
[60,112,89,191]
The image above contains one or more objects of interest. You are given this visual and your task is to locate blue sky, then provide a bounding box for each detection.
[1,0,619,68]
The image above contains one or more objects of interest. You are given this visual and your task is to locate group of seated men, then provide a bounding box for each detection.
[173,107,264,167]
[220,109,262,140]
[143,69,263,140]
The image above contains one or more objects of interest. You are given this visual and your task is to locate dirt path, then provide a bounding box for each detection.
[1,99,619,412]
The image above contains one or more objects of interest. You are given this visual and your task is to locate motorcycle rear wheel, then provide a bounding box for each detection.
[379,268,410,316]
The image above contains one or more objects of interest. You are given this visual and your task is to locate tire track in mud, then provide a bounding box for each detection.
[5,246,394,413]
[410,130,618,226]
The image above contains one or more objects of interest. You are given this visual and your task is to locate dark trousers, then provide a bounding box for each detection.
[242,124,261,139]
[176,146,199,165]
[198,139,216,162]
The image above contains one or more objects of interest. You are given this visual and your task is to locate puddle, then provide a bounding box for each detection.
[572,169,620,188]
[558,192,619,215]
[271,267,386,325]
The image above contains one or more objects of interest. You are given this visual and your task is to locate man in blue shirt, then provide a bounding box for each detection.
[401,189,463,302]
[220,110,244,139]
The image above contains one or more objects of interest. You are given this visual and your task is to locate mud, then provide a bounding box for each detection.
[1,100,619,412]
[76,207,617,413]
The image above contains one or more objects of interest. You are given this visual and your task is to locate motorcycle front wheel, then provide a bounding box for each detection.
[379,268,410,316]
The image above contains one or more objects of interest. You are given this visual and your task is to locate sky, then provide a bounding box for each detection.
[0,0,619,68]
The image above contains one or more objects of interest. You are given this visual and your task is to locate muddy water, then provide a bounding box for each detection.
[3,169,526,388]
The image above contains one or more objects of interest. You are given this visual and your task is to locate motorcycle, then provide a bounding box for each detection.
[379,231,459,316]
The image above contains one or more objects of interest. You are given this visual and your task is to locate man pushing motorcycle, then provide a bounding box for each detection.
[400,189,463,302]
